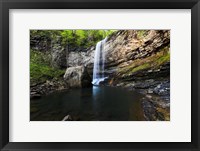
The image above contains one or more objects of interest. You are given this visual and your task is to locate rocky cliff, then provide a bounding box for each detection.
[30,30,170,121]
[66,30,170,79]
[104,30,170,121]
[65,30,170,120]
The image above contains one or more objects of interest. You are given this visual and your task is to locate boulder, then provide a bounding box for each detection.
[63,66,92,88]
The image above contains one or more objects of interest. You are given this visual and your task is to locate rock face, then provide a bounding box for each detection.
[30,34,94,70]
[63,66,92,88]
[30,35,51,52]
[51,36,67,68]
[67,47,95,75]
[30,35,67,69]
[103,30,170,74]
[64,30,170,80]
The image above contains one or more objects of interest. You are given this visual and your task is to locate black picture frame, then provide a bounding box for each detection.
[0,0,199,150]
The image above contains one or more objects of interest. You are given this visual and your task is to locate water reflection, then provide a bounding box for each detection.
[92,86,100,97]
[30,86,145,121]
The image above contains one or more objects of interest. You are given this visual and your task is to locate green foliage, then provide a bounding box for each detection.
[156,51,170,66]
[117,45,170,76]
[30,50,65,85]
[30,63,65,84]
[129,63,150,73]
[30,50,51,66]
[60,30,74,45]
[137,30,147,39]
[30,30,117,85]
[31,30,117,50]
[30,30,62,39]
[75,30,87,46]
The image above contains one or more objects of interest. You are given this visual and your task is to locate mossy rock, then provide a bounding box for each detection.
[30,50,65,85]
[137,30,148,39]
[116,45,170,78]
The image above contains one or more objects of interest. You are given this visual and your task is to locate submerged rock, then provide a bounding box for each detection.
[30,92,41,99]
[62,115,73,121]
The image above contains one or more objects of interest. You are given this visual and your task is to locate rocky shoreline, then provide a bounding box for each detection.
[30,77,170,121]
[30,30,170,121]
[30,78,69,99]
[113,79,170,121]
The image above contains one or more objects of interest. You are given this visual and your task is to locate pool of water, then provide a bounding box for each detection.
[30,86,145,121]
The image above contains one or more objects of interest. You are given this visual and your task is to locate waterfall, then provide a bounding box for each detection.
[92,38,107,85]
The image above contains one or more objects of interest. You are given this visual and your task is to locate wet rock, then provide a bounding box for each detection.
[147,89,153,94]
[153,81,170,95]
[30,92,41,99]
[142,98,157,121]
[30,78,69,98]
[141,94,170,121]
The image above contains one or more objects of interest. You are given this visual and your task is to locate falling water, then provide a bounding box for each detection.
[92,38,107,85]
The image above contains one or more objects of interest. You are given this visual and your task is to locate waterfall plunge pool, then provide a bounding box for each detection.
[30,86,145,121]
[30,37,145,121]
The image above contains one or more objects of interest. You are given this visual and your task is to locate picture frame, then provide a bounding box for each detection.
[0,0,199,150]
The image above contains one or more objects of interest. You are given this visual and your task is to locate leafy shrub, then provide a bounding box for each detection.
[31,30,117,50]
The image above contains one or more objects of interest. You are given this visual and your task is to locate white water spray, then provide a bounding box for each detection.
[92,38,107,85]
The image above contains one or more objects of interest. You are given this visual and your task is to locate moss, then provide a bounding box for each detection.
[129,63,150,73]
[117,45,170,77]
[30,50,65,85]
[30,63,65,84]
[30,50,51,66]
[156,51,170,66]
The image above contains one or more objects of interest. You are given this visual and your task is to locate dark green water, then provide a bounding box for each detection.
[30,86,145,121]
